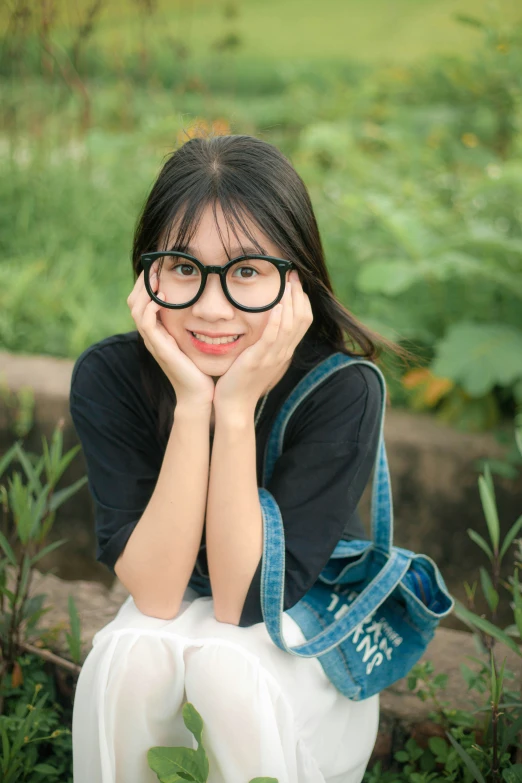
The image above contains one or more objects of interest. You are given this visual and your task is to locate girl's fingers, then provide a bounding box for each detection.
[290,272,313,339]
[126,270,145,309]
[279,279,294,340]
[130,269,159,325]
[140,292,163,337]
[127,262,159,310]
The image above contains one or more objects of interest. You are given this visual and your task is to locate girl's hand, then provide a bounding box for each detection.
[213,270,313,418]
[127,265,215,411]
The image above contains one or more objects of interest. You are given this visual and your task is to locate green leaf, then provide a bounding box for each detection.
[1,723,10,773]
[0,585,16,602]
[182,702,209,778]
[13,443,41,496]
[512,571,522,641]
[30,538,67,566]
[445,731,486,783]
[490,649,498,703]
[453,600,522,657]
[407,675,418,690]
[428,736,448,760]
[147,747,206,783]
[483,463,497,518]
[8,472,33,544]
[147,702,210,783]
[433,673,448,688]
[182,703,204,745]
[460,663,482,690]
[494,656,507,705]
[479,566,499,613]
[502,765,522,783]
[500,714,522,757]
[515,427,522,459]
[478,475,500,554]
[0,530,17,566]
[467,530,493,561]
[0,441,19,479]
[431,322,522,398]
[500,515,522,561]
[56,444,81,481]
[248,779,279,783]
[66,594,82,664]
[48,476,88,513]
[33,764,60,773]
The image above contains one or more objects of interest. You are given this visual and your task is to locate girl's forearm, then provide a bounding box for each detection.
[206,407,263,625]
[114,403,211,619]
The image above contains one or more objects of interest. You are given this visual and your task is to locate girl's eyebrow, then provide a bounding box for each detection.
[167,243,266,258]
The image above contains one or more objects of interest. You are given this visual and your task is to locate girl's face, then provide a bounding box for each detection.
[158,202,292,381]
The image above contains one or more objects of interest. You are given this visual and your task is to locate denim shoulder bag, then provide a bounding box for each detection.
[256,352,455,701]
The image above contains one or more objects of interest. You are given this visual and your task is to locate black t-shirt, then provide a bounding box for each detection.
[69,330,383,627]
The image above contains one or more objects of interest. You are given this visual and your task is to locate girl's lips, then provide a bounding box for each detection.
[187,330,244,355]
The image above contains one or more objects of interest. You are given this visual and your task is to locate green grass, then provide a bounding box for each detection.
[3,0,522,65]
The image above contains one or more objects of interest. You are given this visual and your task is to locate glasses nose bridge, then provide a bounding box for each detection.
[200,264,228,293]
[194,262,231,307]
[205,264,228,276]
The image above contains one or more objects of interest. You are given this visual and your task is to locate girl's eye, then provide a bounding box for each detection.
[172,263,199,276]
[232,266,258,279]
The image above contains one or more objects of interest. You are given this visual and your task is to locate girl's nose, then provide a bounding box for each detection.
[191,272,235,318]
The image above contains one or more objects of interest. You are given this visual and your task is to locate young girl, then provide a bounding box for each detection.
[70,134,413,783]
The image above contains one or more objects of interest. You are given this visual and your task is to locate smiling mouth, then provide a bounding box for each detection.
[186,330,245,353]
[189,331,242,344]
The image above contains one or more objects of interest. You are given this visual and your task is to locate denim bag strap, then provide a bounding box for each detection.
[262,353,392,554]
[258,352,400,657]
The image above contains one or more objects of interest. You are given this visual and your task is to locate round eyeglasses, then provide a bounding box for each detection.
[141,251,295,313]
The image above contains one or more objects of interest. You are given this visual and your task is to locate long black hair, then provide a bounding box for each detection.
[132,133,417,440]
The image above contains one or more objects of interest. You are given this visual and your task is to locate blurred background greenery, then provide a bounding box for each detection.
[2,0,522,442]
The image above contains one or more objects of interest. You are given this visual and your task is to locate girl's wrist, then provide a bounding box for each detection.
[174,401,213,422]
[213,402,256,429]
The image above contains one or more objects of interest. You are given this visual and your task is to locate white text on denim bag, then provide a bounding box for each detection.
[327,591,403,675]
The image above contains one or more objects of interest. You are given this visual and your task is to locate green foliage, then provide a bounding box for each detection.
[0,386,34,440]
[0,656,73,783]
[0,417,86,781]
[364,418,522,782]
[147,702,278,783]
[2,10,522,437]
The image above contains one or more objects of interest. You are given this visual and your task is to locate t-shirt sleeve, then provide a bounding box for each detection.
[69,342,162,573]
[238,362,383,628]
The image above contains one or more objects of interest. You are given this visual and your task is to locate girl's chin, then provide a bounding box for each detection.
[189,350,236,375]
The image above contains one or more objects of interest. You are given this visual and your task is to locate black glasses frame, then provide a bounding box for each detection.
[141,251,295,313]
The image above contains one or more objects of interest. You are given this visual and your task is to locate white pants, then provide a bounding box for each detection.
[72,587,379,783]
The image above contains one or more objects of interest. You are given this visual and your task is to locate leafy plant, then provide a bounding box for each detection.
[148,701,278,783]
[364,413,522,782]
[0,420,87,780]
